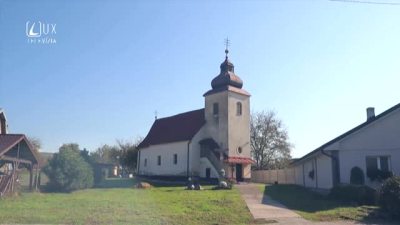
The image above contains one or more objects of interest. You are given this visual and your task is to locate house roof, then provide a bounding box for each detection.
[0,134,41,165]
[138,109,206,149]
[224,157,254,164]
[292,102,400,165]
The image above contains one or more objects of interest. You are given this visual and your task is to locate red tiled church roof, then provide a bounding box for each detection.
[138,109,205,149]
[224,157,254,164]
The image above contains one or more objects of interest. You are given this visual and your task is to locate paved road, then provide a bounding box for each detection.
[236,184,376,225]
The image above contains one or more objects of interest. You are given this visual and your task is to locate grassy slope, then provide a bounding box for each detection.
[256,184,378,222]
[0,179,253,225]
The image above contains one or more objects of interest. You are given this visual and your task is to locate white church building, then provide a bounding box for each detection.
[137,50,253,182]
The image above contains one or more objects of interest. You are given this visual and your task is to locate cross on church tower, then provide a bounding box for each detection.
[224,37,231,58]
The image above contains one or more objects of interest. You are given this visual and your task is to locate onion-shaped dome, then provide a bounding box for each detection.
[211,56,243,89]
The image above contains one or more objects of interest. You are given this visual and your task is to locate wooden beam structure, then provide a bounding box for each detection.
[0,155,32,165]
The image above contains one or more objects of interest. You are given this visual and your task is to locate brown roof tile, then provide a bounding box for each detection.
[0,134,41,165]
[138,109,205,149]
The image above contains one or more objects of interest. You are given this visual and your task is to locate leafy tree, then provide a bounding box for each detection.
[59,143,80,153]
[80,148,92,164]
[251,110,292,170]
[379,175,400,218]
[27,136,42,152]
[90,144,120,164]
[43,144,94,192]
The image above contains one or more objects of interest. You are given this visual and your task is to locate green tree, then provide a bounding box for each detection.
[43,144,94,192]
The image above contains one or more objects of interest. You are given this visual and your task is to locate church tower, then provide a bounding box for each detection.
[203,46,252,181]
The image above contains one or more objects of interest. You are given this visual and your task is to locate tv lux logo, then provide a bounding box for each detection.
[26,21,57,44]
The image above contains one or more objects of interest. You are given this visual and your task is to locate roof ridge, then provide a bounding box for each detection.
[156,108,204,121]
[292,102,400,164]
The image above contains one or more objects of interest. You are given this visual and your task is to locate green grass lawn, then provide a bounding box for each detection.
[256,184,380,222]
[0,179,253,225]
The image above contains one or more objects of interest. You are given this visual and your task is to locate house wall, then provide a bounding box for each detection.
[189,126,206,175]
[199,158,219,178]
[287,153,333,189]
[303,158,317,188]
[138,141,189,176]
[327,108,400,187]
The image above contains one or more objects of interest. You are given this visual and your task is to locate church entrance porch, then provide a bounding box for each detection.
[235,164,243,182]
[224,157,254,182]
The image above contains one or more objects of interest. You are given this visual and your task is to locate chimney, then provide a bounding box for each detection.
[366,107,375,121]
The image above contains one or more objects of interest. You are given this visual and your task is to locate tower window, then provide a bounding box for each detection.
[157,156,161,166]
[213,103,219,116]
[237,147,243,154]
[237,102,242,116]
[173,154,178,165]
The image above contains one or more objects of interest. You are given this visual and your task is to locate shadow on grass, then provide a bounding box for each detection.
[95,178,139,189]
[260,184,399,223]
[261,184,341,213]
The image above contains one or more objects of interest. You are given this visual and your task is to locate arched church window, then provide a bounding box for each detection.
[236,102,242,116]
[213,103,219,116]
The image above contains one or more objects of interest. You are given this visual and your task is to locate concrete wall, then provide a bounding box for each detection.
[138,141,189,176]
[204,91,229,150]
[228,92,251,158]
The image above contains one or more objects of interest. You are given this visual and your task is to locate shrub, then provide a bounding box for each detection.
[350,166,365,185]
[43,148,94,192]
[329,184,376,206]
[367,169,393,182]
[92,164,108,185]
[378,175,400,218]
[226,178,237,189]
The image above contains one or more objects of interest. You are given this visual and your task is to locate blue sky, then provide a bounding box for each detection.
[1,0,399,158]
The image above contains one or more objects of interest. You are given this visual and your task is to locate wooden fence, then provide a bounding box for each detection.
[251,168,297,184]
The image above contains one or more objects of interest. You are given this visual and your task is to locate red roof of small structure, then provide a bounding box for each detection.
[224,157,254,164]
[138,109,205,149]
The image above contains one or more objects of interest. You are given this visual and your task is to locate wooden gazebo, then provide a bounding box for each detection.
[0,134,41,197]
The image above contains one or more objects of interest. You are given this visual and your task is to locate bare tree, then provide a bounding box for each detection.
[27,136,42,152]
[251,110,292,170]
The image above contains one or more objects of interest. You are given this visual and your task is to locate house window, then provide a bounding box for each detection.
[157,156,161,166]
[144,159,147,167]
[173,154,177,165]
[236,102,242,116]
[213,103,219,116]
[366,156,390,172]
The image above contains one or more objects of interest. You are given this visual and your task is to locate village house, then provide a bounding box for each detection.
[0,108,41,196]
[291,104,400,189]
[137,50,253,182]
